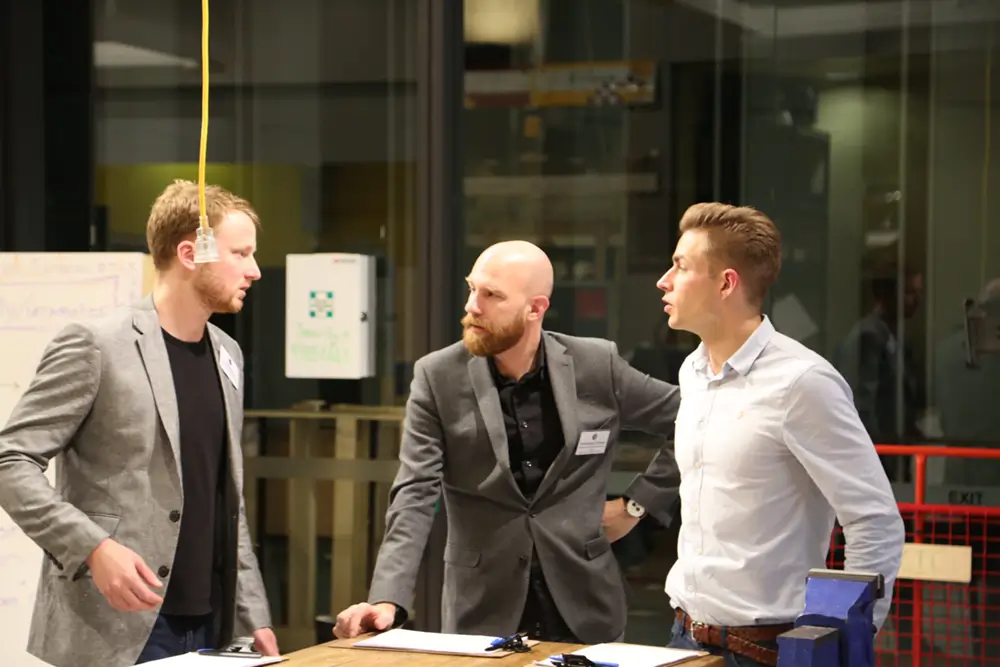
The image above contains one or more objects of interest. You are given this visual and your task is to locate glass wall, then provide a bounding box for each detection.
[92,0,424,649]
[460,0,1000,651]
[461,0,735,643]
[741,3,1000,492]
[73,0,1000,654]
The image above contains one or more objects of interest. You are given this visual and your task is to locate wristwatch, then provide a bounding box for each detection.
[624,497,647,519]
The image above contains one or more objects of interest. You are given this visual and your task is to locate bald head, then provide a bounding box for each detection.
[462,241,553,352]
[462,241,552,354]
[473,240,554,299]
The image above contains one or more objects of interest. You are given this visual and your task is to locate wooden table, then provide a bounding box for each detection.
[279,636,725,667]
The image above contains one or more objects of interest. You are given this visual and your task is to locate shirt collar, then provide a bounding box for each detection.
[489,334,547,384]
[691,315,775,378]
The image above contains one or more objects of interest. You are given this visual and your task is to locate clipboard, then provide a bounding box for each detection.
[333,628,541,658]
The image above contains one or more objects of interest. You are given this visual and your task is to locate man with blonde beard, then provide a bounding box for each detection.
[0,180,276,666]
[333,240,681,644]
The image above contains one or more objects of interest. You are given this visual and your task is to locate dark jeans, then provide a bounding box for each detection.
[668,617,775,667]
[135,613,214,664]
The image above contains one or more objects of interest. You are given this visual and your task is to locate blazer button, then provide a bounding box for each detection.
[169,510,181,522]
[158,565,170,578]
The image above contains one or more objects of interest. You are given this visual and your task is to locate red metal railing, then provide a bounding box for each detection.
[826,445,1000,666]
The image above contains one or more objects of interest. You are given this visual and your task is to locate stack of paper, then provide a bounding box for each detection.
[534,642,706,667]
[352,628,537,657]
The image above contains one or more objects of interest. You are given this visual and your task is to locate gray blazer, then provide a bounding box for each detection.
[0,296,271,667]
[368,332,680,643]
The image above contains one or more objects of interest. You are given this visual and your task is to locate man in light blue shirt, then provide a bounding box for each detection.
[657,202,905,667]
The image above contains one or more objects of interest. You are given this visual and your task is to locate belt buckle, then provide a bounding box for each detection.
[689,620,709,642]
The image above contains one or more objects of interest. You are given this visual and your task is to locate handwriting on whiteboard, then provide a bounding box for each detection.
[0,277,125,330]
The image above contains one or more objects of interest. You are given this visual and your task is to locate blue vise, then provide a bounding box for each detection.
[776,568,884,667]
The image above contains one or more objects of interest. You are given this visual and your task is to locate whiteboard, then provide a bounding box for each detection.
[284,253,376,379]
[0,252,150,667]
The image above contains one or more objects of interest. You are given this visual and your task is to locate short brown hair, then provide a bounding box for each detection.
[678,202,781,306]
[146,179,261,270]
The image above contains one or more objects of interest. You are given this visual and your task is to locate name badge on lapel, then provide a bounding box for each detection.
[575,430,610,456]
[219,346,240,390]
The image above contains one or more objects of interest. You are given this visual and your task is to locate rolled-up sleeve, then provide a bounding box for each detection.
[782,364,905,631]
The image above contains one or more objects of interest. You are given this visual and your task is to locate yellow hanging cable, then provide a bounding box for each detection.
[199,0,210,232]
[193,0,218,262]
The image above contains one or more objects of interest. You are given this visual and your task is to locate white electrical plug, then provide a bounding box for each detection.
[193,222,220,263]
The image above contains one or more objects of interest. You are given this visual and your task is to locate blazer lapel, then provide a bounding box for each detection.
[208,328,241,468]
[535,334,580,499]
[468,356,524,499]
[133,298,182,479]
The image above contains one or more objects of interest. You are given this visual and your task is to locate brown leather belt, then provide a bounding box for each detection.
[675,609,793,667]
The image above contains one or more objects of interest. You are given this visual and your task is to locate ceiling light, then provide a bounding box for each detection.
[464,0,540,45]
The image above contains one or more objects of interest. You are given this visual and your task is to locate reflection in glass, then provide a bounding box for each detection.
[461,0,1000,655]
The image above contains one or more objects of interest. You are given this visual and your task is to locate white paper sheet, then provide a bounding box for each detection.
[353,628,513,655]
[534,642,705,667]
[138,651,285,666]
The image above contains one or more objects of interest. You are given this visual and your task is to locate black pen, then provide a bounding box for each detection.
[486,632,529,651]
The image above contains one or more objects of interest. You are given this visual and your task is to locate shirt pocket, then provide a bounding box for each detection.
[702,393,786,484]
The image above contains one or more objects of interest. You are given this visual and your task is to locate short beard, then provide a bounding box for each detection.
[193,267,240,314]
[461,313,525,356]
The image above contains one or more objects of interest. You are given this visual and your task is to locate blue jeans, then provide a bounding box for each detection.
[668,617,775,667]
[135,613,214,664]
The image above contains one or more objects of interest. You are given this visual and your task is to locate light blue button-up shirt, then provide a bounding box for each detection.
[665,316,905,630]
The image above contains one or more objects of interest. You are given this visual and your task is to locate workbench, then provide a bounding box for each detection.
[278,636,725,667]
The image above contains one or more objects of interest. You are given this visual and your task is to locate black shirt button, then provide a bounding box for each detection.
[169,510,181,522]
[158,565,170,578]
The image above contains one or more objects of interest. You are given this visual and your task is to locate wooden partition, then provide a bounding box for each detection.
[243,406,405,651]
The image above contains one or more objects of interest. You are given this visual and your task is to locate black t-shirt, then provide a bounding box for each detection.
[160,328,227,616]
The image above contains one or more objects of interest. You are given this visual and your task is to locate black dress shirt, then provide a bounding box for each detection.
[488,343,577,642]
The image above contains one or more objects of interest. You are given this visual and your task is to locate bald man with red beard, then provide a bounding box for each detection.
[333,240,681,645]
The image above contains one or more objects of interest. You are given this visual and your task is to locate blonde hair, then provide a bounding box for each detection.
[679,202,781,306]
[146,179,260,270]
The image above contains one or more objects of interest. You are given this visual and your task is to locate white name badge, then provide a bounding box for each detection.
[219,346,240,390]
[575,430,610,456]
